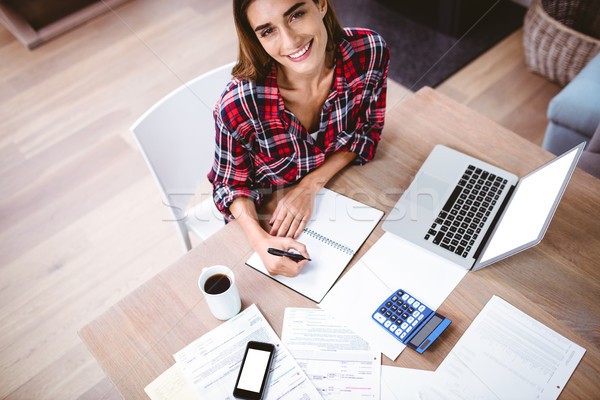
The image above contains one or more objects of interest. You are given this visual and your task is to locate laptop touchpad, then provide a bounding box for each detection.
[411,173,449,211]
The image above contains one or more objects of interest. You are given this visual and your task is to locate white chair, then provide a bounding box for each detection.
[131,62,235,252]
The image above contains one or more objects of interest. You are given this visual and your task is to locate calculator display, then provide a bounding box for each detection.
[409,314,442,347]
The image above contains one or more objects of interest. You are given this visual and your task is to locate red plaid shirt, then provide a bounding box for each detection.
[209,28,389,218]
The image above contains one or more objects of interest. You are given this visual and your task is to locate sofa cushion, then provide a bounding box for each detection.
[579,123,600,178]
[547,53,600,138]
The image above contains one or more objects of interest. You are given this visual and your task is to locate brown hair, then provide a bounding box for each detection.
[232,0,345,81]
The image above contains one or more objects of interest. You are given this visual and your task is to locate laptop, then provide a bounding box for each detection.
[382,143,585,271]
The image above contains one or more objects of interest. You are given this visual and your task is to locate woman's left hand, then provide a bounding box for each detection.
[269,184,317,239]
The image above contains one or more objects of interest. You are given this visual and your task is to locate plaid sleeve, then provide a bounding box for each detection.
[338,31,390,165]
[208,82,262,220]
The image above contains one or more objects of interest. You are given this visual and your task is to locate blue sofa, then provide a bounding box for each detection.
[542,53,600,153]
[542,52,600,177]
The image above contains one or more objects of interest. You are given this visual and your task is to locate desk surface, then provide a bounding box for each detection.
[79,87,600,399]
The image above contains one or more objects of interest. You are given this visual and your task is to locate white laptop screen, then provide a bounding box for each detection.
[478,145,582,265]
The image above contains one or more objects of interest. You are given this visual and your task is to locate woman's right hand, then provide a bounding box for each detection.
[255,235,310,278]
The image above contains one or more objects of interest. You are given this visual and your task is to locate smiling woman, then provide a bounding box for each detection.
[208,0,390,278]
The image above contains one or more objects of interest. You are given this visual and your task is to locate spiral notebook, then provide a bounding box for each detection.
[246,188,384,303]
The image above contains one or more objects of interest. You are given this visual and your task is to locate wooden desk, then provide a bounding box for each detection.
[79,87,600,399]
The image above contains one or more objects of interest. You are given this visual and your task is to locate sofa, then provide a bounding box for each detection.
[542,52,600,178]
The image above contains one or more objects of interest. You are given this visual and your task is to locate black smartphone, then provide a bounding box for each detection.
[233,341,276,400]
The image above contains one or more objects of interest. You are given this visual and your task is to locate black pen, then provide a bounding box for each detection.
[267,248,311,261]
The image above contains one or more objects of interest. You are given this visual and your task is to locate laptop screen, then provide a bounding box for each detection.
[477,144,583,267]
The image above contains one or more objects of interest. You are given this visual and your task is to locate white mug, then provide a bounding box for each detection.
[198,265,241,320]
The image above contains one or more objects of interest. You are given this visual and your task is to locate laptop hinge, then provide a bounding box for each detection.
[472,184,516,262]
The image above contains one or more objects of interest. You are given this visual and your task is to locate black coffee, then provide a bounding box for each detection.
[204,274,231,295]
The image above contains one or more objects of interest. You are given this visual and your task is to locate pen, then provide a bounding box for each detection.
[267,248,311,261]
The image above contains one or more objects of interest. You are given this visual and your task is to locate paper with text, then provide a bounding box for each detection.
[173,304,322,400]
[282,307,380,399]
[422,296,586,400]
[319,232,467,360]
[246,188,383,303]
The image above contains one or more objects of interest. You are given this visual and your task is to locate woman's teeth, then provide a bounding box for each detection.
[289,41,311,59]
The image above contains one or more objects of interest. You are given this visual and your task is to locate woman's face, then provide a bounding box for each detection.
[246,0,329,76]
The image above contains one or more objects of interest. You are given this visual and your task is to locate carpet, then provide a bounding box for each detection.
[331,0,527,91]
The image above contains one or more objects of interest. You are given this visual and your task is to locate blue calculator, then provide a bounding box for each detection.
[371,289,451,353]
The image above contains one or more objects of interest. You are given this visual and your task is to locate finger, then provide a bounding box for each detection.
[269,201,283,226]
[293,217,308,239]
[279,258,308,277]
[286,216,302,238]
[269,207,286,235]
[276,212,295,237]
[284,238,310,260]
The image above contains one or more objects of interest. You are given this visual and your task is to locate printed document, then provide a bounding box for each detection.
[422,296,586,400]
[282,307,380,399]
[319,232,467,360]
[173,304,322,400]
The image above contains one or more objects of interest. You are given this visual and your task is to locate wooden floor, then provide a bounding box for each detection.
[0,0,561,398]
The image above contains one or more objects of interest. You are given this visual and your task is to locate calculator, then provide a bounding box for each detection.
[372,289,451,353]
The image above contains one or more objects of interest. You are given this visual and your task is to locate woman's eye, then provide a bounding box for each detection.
[261,28,274,38]
[291,11,305,20]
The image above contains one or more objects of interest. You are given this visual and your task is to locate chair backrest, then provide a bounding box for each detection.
[131,62,235,221]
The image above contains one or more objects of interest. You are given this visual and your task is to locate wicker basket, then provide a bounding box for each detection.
[523,0,600,86]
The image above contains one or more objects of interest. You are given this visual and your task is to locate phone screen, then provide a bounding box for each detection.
[236,348,272,393]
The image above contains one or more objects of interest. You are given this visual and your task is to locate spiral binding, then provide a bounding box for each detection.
[303,228,354,255]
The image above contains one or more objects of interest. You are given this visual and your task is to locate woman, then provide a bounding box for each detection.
[208,0,389,277]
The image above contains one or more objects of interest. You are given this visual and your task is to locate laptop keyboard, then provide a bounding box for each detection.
[424,165,508,258]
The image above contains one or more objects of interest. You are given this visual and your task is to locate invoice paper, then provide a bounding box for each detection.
[421,296,586,400]
[282,307,380,399]
[174,304,322,400]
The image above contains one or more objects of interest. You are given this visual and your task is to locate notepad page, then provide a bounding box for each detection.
[246,188,383,303]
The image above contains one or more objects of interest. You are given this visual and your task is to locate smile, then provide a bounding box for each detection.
[287,40,313,61]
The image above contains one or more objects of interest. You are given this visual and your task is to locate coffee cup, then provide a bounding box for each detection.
[198,265,241,320]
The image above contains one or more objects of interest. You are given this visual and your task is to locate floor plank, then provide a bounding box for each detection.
[0,0,562,398]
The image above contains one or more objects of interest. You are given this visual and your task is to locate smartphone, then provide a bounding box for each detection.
[233,341,276,400]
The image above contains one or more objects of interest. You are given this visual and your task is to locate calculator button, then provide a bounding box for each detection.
[385,311,392,318]
[402,313,409,319]
[401,322,408,330]
[406,326,413,333]
[390,324,397,332]
[412,319,419,327]
[408,307,414,314]
[396,290,404,297]
[386,301,392,307]
[391,305,398,312]
[413,311,420,318]
[395,329,402,336]
[390,315,397,322]
[374,313,386,324]
[407,316,414,323]
[379,307,386,314]
[407,298,414,305]
[413,301,420,308]
[418,305,426,312]
[418,314,424,321]
[401,303,409,310]
[391,296,398,302]
[384,321,392,328]
[400,332,407,339]
[401,294,409,301]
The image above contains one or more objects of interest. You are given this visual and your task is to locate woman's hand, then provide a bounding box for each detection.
[269,184,317,238]
[257,235,310,277]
